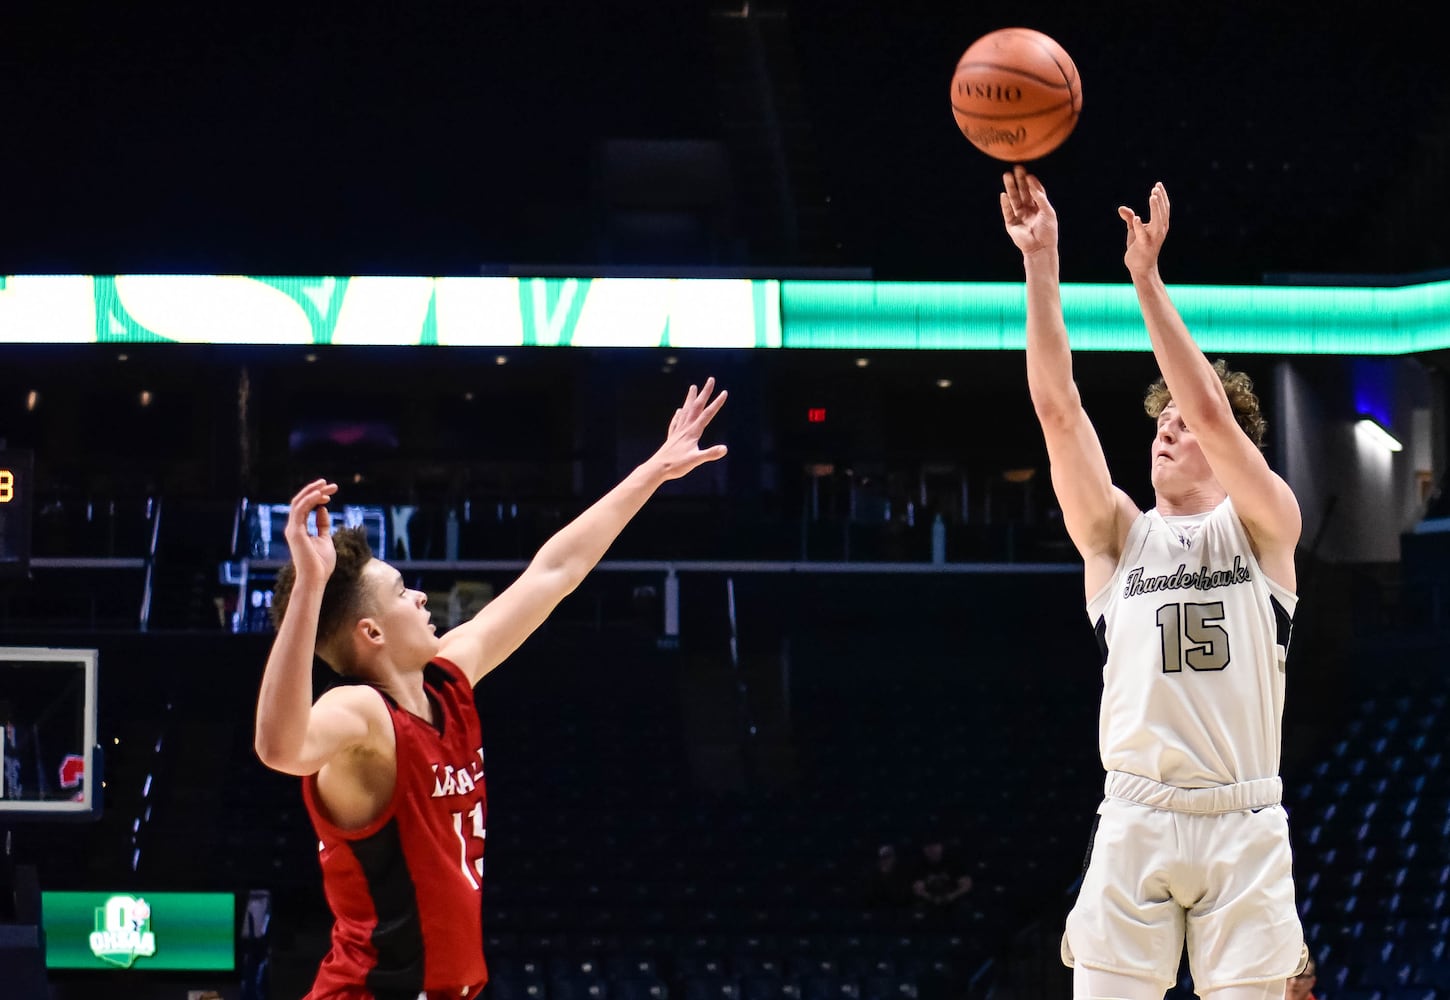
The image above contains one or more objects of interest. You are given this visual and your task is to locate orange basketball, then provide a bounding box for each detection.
[950,27,1082,161]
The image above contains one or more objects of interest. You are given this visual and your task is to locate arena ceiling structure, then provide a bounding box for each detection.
[2,0,1446,290]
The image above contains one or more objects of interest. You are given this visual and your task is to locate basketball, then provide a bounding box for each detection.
[950,27,1082,161]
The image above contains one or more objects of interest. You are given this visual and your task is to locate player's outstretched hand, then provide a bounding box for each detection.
[654,377,728,482]
[1000,165,1058,258]
[285,479,339,585]
[1118,181,1171,278]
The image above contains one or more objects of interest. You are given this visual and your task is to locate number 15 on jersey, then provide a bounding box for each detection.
[1156,601,1231,673]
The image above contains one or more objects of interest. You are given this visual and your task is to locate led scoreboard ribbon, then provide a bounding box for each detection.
[0,449,34,574]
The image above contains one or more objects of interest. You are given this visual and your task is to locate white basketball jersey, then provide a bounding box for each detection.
[1086,497,1296,788]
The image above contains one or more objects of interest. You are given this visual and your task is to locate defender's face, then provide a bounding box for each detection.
[363,559,439,663]
[1150,403,1215,493]
[1285,970,1315,1000]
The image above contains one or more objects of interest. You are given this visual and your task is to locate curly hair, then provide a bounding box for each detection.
[269,525,376,674]
[1143,360,1267,449]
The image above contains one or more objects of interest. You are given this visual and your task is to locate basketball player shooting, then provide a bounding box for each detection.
[999,166,1306,1000]
[254,378,727,1000]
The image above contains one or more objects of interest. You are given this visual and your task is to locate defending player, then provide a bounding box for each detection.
[999,166,1306,999]
[254,379,727,1000]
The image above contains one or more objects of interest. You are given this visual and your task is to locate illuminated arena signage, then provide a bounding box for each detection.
[0,450,33,575]
[0,274,1448,354]
[41,891,235,971]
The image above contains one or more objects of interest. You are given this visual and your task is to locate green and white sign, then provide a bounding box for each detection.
[0,275,782,348]
[42,891,234,971]
[87,894,156,967]
[1,272,1447,354]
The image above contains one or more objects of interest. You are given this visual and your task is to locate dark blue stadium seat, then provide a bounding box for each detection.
[800,976,859,1000]
[676,956,729,980]
[1399,889,1448,919]
[550,976,609,1000]
[742,977,802,1000]
[612,979,670,1000]
[606,957,661,980]
[859,977,917,1000]
[508,959,548,980]
[1414,960,1450,991]
[681,977,741,1000]
[678,935,730,956]
[551,957,607,981]
[838,957,896,980]
[520,933,570,954]
[1359,959,1415,989]
[732,956,785,979]
[621,934,676,956]
[493,978,549,1000]
[1345,940,1400,972]
[487,932,521,956]
[787,957,841,980]
[896,958,954,987]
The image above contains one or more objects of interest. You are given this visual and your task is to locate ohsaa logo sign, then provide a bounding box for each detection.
[89,895,157,968]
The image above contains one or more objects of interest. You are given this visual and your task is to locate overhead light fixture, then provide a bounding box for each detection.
[1356,415,1403,453]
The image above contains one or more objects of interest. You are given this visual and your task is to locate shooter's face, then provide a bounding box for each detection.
[1150,404,1214,493]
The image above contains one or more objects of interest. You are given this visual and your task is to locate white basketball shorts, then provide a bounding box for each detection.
[1061,791,1305,994]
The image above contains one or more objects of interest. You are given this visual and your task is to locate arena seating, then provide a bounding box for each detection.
[6,557,1448,1000]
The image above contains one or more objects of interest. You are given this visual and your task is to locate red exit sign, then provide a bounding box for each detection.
[806,407,827,424]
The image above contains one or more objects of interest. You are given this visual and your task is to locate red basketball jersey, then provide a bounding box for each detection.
[302,657,488,999]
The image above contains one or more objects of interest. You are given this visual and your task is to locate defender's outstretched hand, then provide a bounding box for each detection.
[1000,165,1058,257]
[1119,182,1171,277]
[655,377,728,481]
[284,479,339,585]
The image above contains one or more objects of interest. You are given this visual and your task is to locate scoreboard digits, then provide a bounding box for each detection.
[0,450,34,573]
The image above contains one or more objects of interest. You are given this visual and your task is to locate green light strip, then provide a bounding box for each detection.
[778,279,1450,354]
[2,274,1447,353]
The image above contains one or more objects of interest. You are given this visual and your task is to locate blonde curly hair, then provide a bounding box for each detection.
[1143,360,1267,449]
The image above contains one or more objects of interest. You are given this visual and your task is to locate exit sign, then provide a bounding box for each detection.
[806,407,827,423]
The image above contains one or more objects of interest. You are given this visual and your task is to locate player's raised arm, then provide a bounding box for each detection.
[1118,182,1301,577]
[1002,167,1139,588]
[438,378,729,685]
[254,480,386,775]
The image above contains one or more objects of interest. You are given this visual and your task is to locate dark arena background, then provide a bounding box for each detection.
[2,2,1450,998]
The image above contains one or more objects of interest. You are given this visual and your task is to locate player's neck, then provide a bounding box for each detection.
[367,661,432,721]
[1154,483,1225,517]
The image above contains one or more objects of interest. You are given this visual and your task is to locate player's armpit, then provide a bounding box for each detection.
[262,685,387,777]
